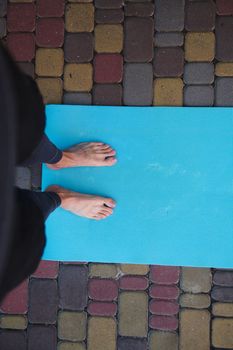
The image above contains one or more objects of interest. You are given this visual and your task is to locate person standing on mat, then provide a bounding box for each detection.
[0,42,117,302]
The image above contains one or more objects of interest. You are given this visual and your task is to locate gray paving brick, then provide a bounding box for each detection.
[155,0,185,32]
[63,92,92,105]
[0,0,7,17]
[216,16,233,62]
[184,63,214,85]
[59,264,88,310]
[215,77,233,106]
[29,279,58,324]
[123,63,153,105]
[118,337,147,350]
[28,325,57,350]
[184,85,214,106]
[0,18,6,39]
[213,271,233,287]
[0,330,27,350]
[211,286,233,302]
[154,32,184,47]
[15,166,31,190]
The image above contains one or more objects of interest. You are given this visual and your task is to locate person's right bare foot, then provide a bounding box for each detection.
[46,185,116,220]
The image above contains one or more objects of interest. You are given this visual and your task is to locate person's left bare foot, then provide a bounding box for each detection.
[46,142,117,170]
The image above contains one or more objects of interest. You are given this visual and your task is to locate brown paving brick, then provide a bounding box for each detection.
[95,0,123,8]
[150,266,180,285]
[119,276,148,290]
[149,330,178,350]
[0,330,27,350]
[89,263,118,278]
[185,32,215,62]
[31,260,59,278]
[125,3,154,17]
[181,267,212,293]
[216,63,233,76]
[149,315,178,331]
[88,278,118,301]
[58,311,87,341]
[35,48,64,77]
[36,18,64,47]
[64,63,93,92]
[7,3,35,32]
[28,325,57,350]
[212,302,233,317]
[120,264,149,275]
[88,317,116,350]
[212,318,233,348]
[87,301,117,316]
[7,33,35,62]
[95,9,124,24]
[216,17,233,61]
[94,54,123,83]
[93,84,122,105]
[64,33,93,63]
[149,300,179,315]
[124,17,153,62]
[17,62,35,78]
[0,315,27,330]
[153,48,184,77]
[185,1,215,32]
[36,78,63,104]
[65,4,94,32]
[216,0,233,15]
[0,279,28,314]
[37,0,65,17]
[95,24,123,53]
[153,78,183,106]
[180,293,211,309]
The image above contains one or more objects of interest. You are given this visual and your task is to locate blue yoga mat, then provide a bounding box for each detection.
[41,105,233,268]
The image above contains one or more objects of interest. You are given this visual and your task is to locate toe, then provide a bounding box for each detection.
[103,198,116,208]
[104,157,117,166]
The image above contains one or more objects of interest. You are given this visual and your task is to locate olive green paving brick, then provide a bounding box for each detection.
[36,78,63,104]
[212,303,233,317]
[179,293,211,309]
[95,24,123,53]
[120,264,149,275]
[87,317,116,350]
[65,4,94,32]
[89,264,118,278]
[35,48,64,77]
[64,64,93,92]
[180,267,212,293]
[149,330,178,350]
[0,315,27,330]
[58,311,87,341]
[215,63,233,76]
[180,310,210,350]
[212,318,233,348]
[119,291,148,337]
[58,341,86,350]
[153,78,183,106]
[185,32,215,62]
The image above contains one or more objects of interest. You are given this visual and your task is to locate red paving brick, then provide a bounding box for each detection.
[149,315,178,331]
[216,0,233,15]
[36,18,64,47]
[149,300,179,315]
[0,279,28,314]
[31,260,59,278]
[88,279,118,301]
[94,54,123,83]
[7,33,35,62]
[7,3,36,32]
[119,276,149,290]
[149,285,180,300]
[150,266,180,285]
[87,301,117,316]
[37,0,65,18]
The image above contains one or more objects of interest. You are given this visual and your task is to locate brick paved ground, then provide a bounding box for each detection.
[0,0,233,349]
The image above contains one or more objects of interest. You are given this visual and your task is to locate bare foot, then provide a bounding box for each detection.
[46,142,117,170]
[46,185,116,220]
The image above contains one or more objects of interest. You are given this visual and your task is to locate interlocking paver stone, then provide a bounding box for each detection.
[216,62,233,76]
[216,17,233,61]
[64,64,93,92]
[216,0,233,15]
[215,77,233,106]
[93,84,122,105]
[149,300,179,315]
[153,78,183,106]
[180,310,210,350]
[87,301,117,316]
[0,330,27,350]
[119,292,148,337]
[212,318,233,348]
[119,276,148,290]
[0,0,7,16]
[155,0,184,32]
[213,270,233,286]
[31,260,58,278]
[58,264,88,310]
[15,166,31,189]
[0,279,28,314]
[150,285,179,300]
[64,33,93,63]
[123,63,153,105]
[65,4,94,32]
[184,85,214,106]
[149,315,178,331]
[149,331,178,350]
[124,18,153,62]
[89,263,118,278]
[28,325,57,350]
[17,62,35,78]
[0,315,27,329]
[150,266,180,285]
[180,267,212,293]
[36,78,63,104]
[125,3,154,17]
[58,311,87,341]
[185,1,215,32]
[211,286,233,302]
[63,92,92,105]
[35,48,64,77]
[36,18,64,48]
[58,343,85,350]
[179,293,211,309]
[95,24,123,53]
[7,33,35,62]
[95,9,124,24]
[185,32,215,62]
[184,63,214,85]
[87,317,116,350]
[37,0,64,17]
[7,3,35,32]
[0,18,6,39]
[94,54,123,83]
[120,264,149,275]
[95,0,123,9]
[153,48,184,77]
[118,337,147,350]
[88,279,118,301]
[154,33,183,47]
[28,279,58,324]
[212,302,233,317]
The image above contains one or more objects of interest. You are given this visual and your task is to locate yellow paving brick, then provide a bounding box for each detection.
[95,25,123,53]
[180,310,210,350]
[64,64,93,92]
[179,293,211,309]
[120,264,149,275]
[212,318,233,348]
[215,63,233,76]
[87,317,116,350]
[119,292,148,337]
[149,330,178,350]
[180,267,212,293]
[185,32,215,62]
[153,78,183,106]
[58,311,87,341]
[0,315,27,330]
[212,303,233,317]
[65,4,94,32]
[89,264,118,278]
[35,48,64,77]
[36,78,63,104]
[58,342,86,350]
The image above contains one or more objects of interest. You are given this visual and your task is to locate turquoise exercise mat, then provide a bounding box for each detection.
[41,105,233,268]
